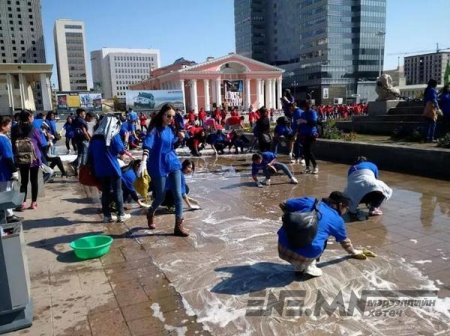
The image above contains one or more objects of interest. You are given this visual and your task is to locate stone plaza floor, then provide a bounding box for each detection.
[6,154,450,335]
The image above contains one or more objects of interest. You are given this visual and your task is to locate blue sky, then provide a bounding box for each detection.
[41,0,450,87]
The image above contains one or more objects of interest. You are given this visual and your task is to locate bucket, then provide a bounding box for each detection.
[69,235,113,260]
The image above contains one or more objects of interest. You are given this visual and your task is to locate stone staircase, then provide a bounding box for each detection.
[335,100,429,135]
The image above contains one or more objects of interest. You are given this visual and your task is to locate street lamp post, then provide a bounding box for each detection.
[376,31,386,78]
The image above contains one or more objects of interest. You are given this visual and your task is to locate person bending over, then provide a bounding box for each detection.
[344,156,392,217]
[251,152,298,188]
[278,191,369,277]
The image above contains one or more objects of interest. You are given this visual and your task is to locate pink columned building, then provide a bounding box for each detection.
[129,53,284,112]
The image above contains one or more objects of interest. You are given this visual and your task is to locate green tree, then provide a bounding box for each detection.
[444,61,450,86]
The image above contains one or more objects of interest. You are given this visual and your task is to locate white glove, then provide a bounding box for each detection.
[138,157,147,177]
[11,171,19,181]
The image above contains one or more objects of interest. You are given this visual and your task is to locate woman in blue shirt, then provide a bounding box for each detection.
[11,110,43,210]
[422,79,439,142]
[0,116,21,222]
[90,115,130,223]
[344,156,392,217]
[439,84,450,134]
[139,103,189,236]
[278,191,363,277]
[63,116,76,154]
[298,101,319,174]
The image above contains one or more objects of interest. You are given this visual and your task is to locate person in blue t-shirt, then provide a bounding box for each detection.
[423,79,439,142]
[71,108,91,173]
[63,116,77,154]
[344,156,392,217]
[0,116,22,223]
[162,159,200,211]
[273,116,294,156]
[251,152,298,187]
[297,101,319,174]
[46,111,58,155]
[89,115,130,223]
[32,112,49,164]
[278,191,365,277]
[138,103,189,237]
[439,84,450,134]
[120,159,149,208]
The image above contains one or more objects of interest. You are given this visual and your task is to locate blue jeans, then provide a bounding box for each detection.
[263,162,293,179]
[74,140,89,168]
[425,118,436,141]
[149,170,183,219]
[101,175,124,217]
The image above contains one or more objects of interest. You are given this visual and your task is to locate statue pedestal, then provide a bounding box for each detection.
[367,100,405,116]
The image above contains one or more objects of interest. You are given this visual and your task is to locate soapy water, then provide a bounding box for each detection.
[129,157,450,335]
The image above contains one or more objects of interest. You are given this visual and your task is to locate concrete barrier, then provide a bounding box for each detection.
[315,139,450,180]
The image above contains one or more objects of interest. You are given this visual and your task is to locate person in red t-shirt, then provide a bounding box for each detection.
[139,112,148,131]
[187,109,196,125]
[226,115,244,129]
[198,108,207,126]
[213,107,222,125]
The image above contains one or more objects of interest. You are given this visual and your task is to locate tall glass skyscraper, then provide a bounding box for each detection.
[235,0,386,103]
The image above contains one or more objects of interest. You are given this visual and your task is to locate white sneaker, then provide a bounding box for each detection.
[312,167,319,174]
[111,214,118,221]
[300,159,306,166]
[117,213,131,223]
[303,167,311,174]
[290,177,298,184]
[263,178,271,186]
[305,260,323,277]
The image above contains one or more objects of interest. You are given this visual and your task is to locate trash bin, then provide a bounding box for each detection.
[0,189,33,334]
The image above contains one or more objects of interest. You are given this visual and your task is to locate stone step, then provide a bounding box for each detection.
[353,114,424,122]
[335,120,425,135]
[388,106,424,115]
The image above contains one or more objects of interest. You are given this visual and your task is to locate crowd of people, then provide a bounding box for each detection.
[0,99,395,277]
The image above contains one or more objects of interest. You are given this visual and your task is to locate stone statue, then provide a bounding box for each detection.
[375,74,401,101]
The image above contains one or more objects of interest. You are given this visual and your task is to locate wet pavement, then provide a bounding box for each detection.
[7,154,450,335]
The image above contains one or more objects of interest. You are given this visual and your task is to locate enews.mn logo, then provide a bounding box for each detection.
[245,290,438,318]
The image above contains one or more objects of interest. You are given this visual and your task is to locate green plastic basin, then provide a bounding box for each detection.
[69,235,113,260]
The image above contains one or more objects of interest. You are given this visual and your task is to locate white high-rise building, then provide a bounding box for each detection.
[90,48,160,99]
[54,19,89,91]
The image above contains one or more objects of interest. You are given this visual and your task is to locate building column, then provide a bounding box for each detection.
[203,79,210,111]
[272,79,276,109]
[189,79,198,113]
[264,79,270,108]
[211,80,216,108]
[255,78,264,109]
[179,79,186,111]
[277,77,282,110]
[18,74,27,109]
[6,74,15,113]
[245,79,251,109]
[215,78,222,107]
[40,73,53,111]
[271,79,276,110]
